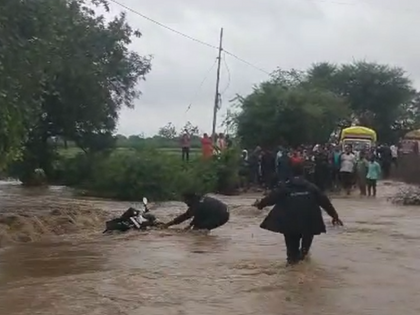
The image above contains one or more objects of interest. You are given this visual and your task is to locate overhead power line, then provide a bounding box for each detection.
[220,52,231,96]
[108,0,218,49]
[185,58,218,113]
[108,0,271,75]
[223,51,271,75]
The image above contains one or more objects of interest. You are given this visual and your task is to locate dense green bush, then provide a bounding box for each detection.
[54,147,240,201]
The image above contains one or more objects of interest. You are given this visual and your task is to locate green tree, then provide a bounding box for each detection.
[0,0,66,169]
[234,70,349,148]
[115,134,128,146]
[180,121,199,136]
[3,0,151,183]
[307,61,417,142]
[38,1,151,152]
[158,122,177,139]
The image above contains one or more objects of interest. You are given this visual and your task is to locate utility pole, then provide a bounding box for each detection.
[211,27,223,143]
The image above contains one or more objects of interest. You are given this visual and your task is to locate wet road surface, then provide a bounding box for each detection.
[1,182,420,315]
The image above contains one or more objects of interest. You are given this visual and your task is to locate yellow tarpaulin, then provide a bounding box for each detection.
[340,126,377,142]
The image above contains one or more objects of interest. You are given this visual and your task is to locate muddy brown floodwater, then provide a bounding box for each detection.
[1,181,420,315]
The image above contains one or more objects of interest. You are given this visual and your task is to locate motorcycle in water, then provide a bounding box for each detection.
[103,197,161,233]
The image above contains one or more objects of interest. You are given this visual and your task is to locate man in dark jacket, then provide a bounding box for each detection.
[260,150,276,190]
[276,150,292,182]
[164,193,230,231]
[378,144,392,178]
[253,164,343,265]
[314,146,330,192]
[249,146,262,185]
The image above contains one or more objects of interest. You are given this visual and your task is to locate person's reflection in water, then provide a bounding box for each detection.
[163,192,230,232]
[253,164,343,266]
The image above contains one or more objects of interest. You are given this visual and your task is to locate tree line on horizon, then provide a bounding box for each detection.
[231,62,420,148]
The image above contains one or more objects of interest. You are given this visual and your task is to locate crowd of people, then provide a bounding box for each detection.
[240,143,399,196]
[173,134,406,265]
[178,130,400,197]
[180,131,233,161]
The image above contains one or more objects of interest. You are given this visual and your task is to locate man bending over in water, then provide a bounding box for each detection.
[253,164,343,265]
[163,192,230,231]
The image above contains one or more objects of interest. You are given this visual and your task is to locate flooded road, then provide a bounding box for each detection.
[1,182,420,315]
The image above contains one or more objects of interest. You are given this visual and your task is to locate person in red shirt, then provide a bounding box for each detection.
[290,150,303,165]
[201,133,213,159]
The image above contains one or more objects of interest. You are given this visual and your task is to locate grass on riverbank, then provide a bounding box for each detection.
[55,146,240,201]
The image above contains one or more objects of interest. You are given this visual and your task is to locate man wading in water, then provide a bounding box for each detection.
[163,192,230,231]
[253,164,343,265]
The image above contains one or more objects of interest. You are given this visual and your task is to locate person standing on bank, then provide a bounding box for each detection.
[253,164,343,266]
[339,145,356,195]
[180,130,191,162]
[366,155,381,197]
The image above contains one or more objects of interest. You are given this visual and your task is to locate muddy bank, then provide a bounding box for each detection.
[388,185,420,205]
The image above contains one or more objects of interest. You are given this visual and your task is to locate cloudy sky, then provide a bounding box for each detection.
[105,0,420,137]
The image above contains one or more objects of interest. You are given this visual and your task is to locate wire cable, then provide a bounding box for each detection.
[185,58,218,113]
[108,0,418,78]
[219,52,231,96]
[223,50,271,75]
[108,0,218,49]
[108,0,271,75]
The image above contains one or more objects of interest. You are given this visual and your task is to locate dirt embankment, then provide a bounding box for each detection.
[392,154,420,184]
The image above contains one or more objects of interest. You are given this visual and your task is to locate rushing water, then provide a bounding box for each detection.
[1,182,420,315]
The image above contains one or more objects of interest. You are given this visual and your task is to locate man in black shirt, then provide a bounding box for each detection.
[164,193,230,231]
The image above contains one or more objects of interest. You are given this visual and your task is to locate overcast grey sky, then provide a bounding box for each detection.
[106,0,420,136]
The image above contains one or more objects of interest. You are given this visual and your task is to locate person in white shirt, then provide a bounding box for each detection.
[390,144,398,168]
[339,145,356,195]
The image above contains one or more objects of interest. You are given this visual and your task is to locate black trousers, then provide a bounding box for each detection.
[283,234,314,262]
[381,161,391,178]
[392,157,398,168]
[181,147,190,161]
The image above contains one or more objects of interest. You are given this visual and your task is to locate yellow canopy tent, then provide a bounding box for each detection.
[340,126,377,142]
